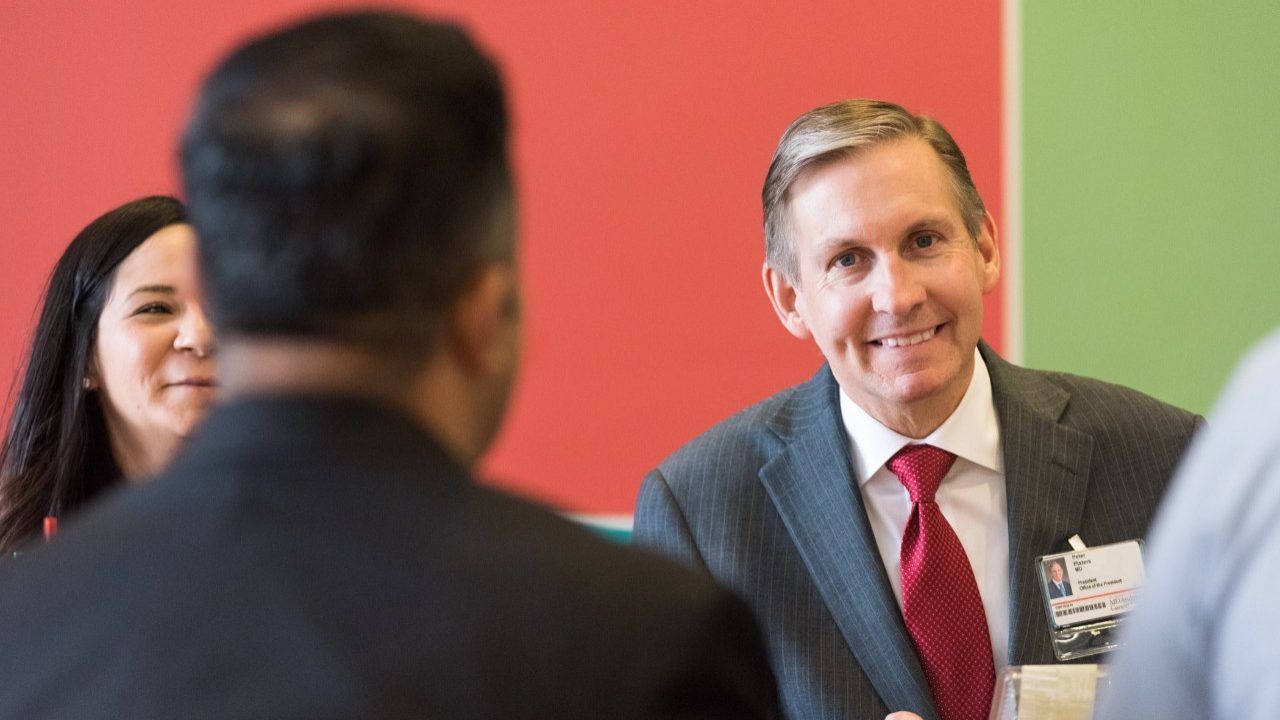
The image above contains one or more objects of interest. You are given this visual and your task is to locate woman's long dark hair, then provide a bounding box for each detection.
[0,196,188,553]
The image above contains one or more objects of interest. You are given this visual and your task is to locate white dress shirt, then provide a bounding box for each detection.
[839,349,1010,672]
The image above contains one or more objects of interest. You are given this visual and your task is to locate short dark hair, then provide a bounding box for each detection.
[181,11,512,356]
[0,196,187,553]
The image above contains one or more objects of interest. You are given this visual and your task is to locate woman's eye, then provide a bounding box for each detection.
[134,303,173,315]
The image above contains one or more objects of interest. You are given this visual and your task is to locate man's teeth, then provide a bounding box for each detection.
[881,328,936,348]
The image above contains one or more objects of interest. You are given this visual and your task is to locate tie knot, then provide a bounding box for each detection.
[887,444,956,503]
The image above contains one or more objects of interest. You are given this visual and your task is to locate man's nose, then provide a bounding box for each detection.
[869,258,926,316]
[175,303,216,357]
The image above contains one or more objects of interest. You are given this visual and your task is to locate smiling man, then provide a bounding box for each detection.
[635,99,1201,720]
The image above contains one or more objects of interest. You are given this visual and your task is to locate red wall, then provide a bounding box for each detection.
[0,1,1002,513]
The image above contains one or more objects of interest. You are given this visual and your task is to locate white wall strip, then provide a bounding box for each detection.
[562,513,635,533]
[1002,0,1025,364]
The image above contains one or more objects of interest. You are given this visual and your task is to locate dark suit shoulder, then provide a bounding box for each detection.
[1008,363,1200,445]
[983,344,1201,448]
[440,485,781,717]
[1035,365,1195,417]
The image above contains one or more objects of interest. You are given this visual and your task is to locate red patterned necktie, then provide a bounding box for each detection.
[888,444,995,720]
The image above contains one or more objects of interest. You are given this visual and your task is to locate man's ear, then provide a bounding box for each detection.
[762,262,811,340]
[976,211,1001,294]
[451,263,520,374]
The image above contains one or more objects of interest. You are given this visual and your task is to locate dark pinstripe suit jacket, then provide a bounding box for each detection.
[635,342,1200,720]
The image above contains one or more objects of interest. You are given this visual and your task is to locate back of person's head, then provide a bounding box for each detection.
[181,11,511,360]
[762,98,986,282]
[0,196,186,553]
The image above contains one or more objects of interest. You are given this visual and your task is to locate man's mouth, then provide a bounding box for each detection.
[873,326,939,348]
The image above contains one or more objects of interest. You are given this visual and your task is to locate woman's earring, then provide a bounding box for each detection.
[83,377,93,391]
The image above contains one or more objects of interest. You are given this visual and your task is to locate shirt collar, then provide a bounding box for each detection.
[840,348,1004,486]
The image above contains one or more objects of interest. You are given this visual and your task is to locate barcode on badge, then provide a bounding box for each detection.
[1054,602,1105,617]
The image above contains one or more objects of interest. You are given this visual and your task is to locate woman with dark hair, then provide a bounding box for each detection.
[0,196,216,554]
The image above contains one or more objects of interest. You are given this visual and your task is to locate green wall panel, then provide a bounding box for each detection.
[1023,2,1279,414]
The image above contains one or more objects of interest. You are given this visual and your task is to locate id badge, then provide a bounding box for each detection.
[1037,539,1145,661]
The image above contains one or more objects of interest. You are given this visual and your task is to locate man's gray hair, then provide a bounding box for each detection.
[762,99,987,282]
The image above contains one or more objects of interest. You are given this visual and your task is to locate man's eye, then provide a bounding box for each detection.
[914,233,938,249]
[834,253,857,268]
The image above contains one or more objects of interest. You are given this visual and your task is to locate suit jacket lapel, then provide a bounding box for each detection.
[758,367,938,718]
[981,343,1095,664]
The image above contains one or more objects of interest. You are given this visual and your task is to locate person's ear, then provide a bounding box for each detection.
[83,355,100,392]
[451,263,520,374]
[976,211,1001,294]
[762,262,811,340]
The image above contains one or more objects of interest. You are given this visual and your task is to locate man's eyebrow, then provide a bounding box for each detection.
[813,234,861,254]
[903,215,958,234]
[811,215,960,251]
[126,285,176,298]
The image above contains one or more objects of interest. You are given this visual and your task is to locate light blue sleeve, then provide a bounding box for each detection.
[1097,330,1280,720]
